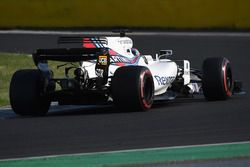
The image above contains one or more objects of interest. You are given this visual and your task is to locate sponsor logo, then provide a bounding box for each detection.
[98,56,108,65]
[117,39,132,45]
[110,56,130,63]
[154,75,175,85]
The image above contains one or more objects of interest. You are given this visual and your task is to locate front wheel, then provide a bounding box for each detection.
[202,57,233,100]
[112,66,154,111]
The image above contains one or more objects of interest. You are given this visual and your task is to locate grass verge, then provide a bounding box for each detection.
[0,53,35,106]
[0,142,250,167]
[0,53,67,107]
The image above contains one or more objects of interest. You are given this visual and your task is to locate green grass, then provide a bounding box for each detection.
[1,142,250,167]
[0,53,35,106]
[0,53,69,107]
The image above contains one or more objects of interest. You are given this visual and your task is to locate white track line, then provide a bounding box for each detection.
[1,140,250,162]
[0,30,250,37]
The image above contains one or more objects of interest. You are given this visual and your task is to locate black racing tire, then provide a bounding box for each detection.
[202,57,233,101]
[9,69,51,116]
[112,66,154,111]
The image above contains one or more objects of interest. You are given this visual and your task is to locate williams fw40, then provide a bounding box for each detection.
[9,32,243,116]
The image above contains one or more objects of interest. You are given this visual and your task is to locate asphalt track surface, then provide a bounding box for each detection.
[0,31,250,159]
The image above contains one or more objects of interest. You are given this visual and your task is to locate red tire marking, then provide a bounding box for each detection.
[223,60,232,97]
[140,70,152,109]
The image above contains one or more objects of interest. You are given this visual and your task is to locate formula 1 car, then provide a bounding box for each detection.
[9,31,243,116]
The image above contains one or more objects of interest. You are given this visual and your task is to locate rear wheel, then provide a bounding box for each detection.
[9,69,51,116]
[112,66,154,111]
[202,57,233,100]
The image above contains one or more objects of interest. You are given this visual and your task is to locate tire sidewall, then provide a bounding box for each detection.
[221,59,233,97]
[112,66,154,111]
[202,57,233,100]
[138,69,154,110]
[9,69,50,116]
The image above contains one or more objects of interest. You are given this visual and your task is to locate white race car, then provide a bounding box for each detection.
[9,31,242,116]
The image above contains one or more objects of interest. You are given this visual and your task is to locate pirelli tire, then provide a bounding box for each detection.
[112,66,154,111]
[9,69,51,116]
[202,57,233,101]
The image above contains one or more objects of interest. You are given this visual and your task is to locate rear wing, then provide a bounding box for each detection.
[32,48,108,64]
[58,36,107,48]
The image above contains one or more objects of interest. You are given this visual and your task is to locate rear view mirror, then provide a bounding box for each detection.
[157,50,173,60]
[160,50,173,57]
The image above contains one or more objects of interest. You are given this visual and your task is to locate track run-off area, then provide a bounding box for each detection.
[0,30,250,166]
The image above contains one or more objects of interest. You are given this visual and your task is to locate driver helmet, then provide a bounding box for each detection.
[131,48,140,57]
